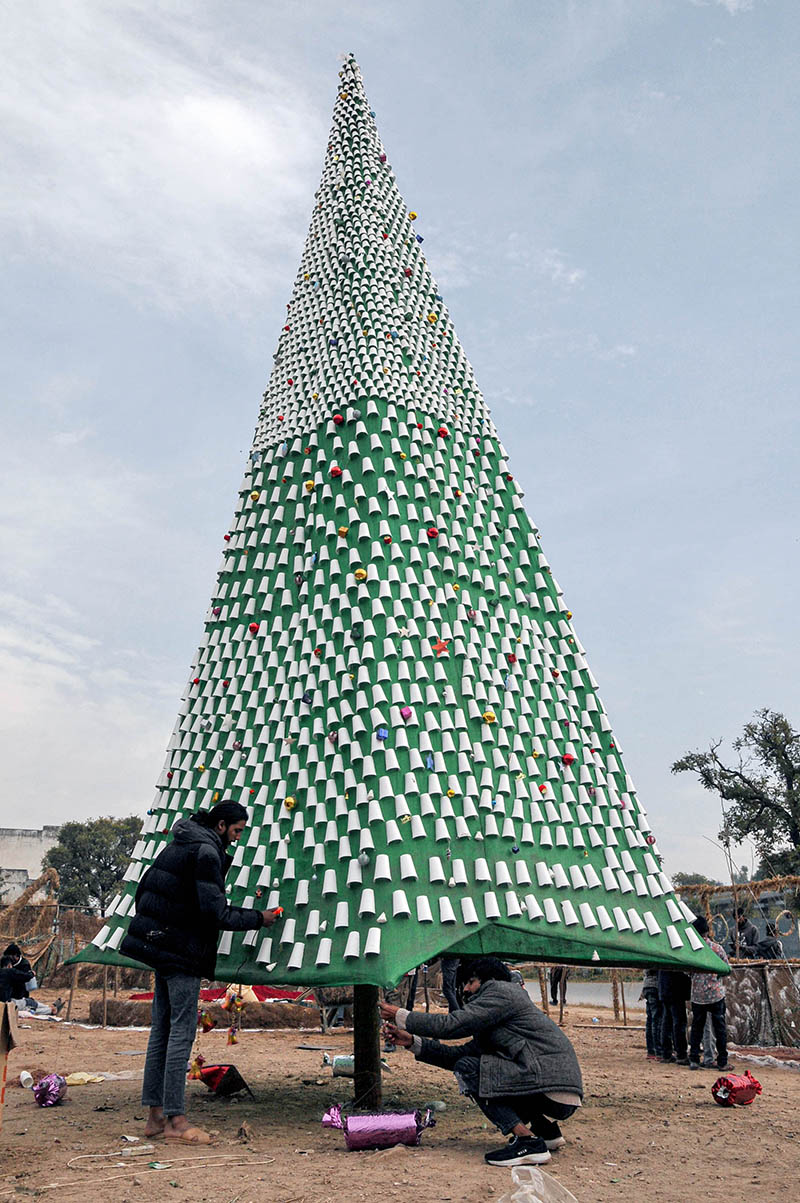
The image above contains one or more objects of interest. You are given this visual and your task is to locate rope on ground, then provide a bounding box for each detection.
[37,1152,277,1192]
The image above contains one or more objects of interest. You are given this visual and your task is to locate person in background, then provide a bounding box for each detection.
[121,801,280,1145]
[379,957,583,1168]
[657,969,691,1064]
[756,921,783,960]
[640,969,664,1061]
[731,910,760,957]
[0,954,33,1003]
[549,965,569,1007]
[440,956,460,1012]
[688,916,732,1071]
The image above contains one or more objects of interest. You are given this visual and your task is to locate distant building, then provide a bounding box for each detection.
[0,826,61,903]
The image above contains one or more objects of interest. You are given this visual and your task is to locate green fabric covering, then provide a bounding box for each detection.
[73,56,726,987]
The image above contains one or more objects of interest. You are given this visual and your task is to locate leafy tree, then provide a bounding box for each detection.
[672,872,720,888]
[43,816,141,914]
[672,709,800,875]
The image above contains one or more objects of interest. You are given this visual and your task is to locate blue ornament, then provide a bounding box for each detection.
[377,727,389,741]
[302,691,313,705]
[425,753,434,770]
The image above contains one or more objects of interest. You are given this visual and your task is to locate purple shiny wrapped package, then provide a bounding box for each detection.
[322,1103,434,1151]
[33,1073,68,1107]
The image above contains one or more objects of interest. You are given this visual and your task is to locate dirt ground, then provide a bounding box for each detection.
[2,990,799,1203]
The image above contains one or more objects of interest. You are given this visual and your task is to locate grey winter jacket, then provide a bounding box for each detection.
[399,979,584,1099]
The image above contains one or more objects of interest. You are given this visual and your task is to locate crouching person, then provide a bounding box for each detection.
[379,957,583,1167]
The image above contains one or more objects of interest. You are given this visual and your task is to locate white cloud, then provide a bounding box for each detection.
[0,1,326,315]
[52,428,92,447]
[540,249,587,290]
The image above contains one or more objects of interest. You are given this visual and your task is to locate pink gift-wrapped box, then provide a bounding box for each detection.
[399,706,412,720]
[322,1103,434,1150]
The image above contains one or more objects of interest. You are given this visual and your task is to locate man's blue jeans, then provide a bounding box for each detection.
[141,972,201,1117]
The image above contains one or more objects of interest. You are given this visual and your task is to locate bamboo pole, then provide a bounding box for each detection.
[353,984,381,1110]
[538,966,549,1016]
[65,964,80,1022]
[102,966,108,1028]
[620,976,627,1027]
[611,969,621,1021]
[113,965,120,998]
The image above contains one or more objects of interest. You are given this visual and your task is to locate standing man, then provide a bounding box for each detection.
[689,916,732,1071]
[379,957,583,1168]
[732,910,760,957]
[657,968,691,1064]
[121,801,280,1144]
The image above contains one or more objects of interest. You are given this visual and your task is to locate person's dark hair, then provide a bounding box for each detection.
[0,955,13,968]
[693,915,710,936]
[3,943,21,959]
[456,957,513,988]
[194,801,249,829]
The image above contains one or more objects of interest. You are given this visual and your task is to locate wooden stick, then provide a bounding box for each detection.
[611,969,621,1022]
[65,964,79,1023]
[102,965,108,1028]
[620,976,627,1027]
[538,966,549,1016]
[353,984,381,1110]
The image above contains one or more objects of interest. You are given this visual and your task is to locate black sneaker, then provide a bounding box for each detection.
[484,1135,552,1167]
[528,1116,566,1150]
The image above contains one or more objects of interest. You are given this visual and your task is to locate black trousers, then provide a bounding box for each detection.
[689,999,727,1067]
[453,1054,577,1136]
[660,997,688,1059]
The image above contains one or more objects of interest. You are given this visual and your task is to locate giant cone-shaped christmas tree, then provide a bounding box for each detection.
[77,56,724,986]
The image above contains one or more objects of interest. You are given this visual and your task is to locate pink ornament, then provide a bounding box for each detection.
[400,706,412,721]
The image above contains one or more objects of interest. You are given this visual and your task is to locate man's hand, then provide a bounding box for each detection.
[378,1001,399,1021]
[384,1023,413,1048]
[260,908,282,926]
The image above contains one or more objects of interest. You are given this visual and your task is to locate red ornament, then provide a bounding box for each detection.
[551,669,560,678]
[538,784,548,794]
[506,473,513,481]
[426,527,439,539]
[507,654,517,664]
[314,647,323,657]
[333,413,344,425]
[383,534,392,544]
[330,465,343,478]
[192,677,200,685]
[404,268,412,277]
[166,771,173,779]
[562,753,576,766]
[277,414,284,421]
[287,378,294,385]
[646,834,656,845]
[212,606,221,616]
[437,426,449,438]
[283,325,290,331]
[222,679,230,688]
[249,623,259,634]
[223,534,231,542]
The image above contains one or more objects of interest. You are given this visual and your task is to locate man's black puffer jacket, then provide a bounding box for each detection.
[120,817,262,979]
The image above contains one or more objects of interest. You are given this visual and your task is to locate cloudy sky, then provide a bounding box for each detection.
[1,0,797,882]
